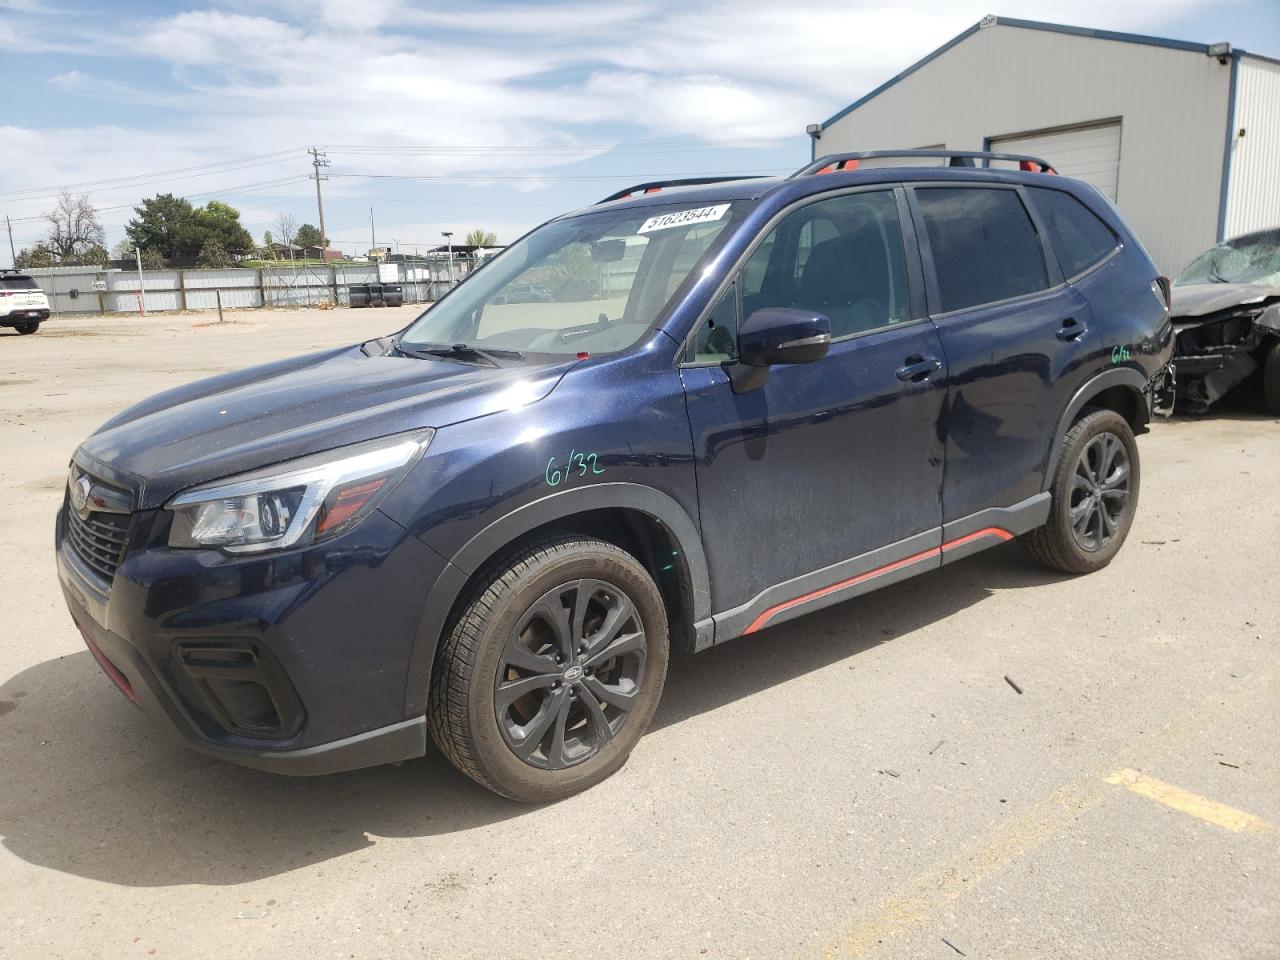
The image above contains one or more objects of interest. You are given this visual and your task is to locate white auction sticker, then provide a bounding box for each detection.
[637,203,730,235]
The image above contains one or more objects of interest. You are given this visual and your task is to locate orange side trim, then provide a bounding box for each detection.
[742,527,1013,634]
[940,526,1015,552]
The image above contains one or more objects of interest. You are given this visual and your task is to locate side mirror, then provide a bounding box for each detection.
[731,308,831,393]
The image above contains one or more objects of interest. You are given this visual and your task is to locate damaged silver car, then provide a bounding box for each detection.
[1171,227,1280,413]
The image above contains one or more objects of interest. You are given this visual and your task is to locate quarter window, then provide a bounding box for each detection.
[915,187,1049,313]
[688,283,739,363]
[1028,187,1118,278]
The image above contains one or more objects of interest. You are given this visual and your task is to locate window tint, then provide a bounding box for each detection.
[689,283,738,362]
[0,276,38,291]
[915,188,1049,313]
[1029,187,1118,278]
[738,190,910,339]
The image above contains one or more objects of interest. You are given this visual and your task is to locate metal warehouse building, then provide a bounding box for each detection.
[806,16,1280,274]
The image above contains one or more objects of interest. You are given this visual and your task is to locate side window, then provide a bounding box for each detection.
[1027,187,1119,278]
[915,187,1049,313]
[739,190,910,339]
[688,283,739,363]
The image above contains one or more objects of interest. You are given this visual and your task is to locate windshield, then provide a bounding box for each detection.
[1176,229,1280,286]
[399,200,751,357]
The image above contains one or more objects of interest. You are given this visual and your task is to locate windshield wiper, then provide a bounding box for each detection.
[396,342,523,366]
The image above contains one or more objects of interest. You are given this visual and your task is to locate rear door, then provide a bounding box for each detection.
[908,183,1087,526]
[680,187,948,620]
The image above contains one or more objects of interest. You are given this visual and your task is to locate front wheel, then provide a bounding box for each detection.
[13,321,39,335]
[1022,408,1140,574]
[429,536,669,802]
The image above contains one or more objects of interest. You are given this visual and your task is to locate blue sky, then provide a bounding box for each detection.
[2,0,1278,259]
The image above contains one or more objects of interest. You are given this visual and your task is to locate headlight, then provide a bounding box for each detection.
[167,429,433,553]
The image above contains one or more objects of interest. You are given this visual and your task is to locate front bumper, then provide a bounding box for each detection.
[56,504,449,775]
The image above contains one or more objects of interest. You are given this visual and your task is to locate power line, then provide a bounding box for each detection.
[0,148,306,201]
[327,168,788,183]
[322,135,798,153]
[5,175,312,224]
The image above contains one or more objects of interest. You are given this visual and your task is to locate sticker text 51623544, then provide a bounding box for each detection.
[637,204,730,235]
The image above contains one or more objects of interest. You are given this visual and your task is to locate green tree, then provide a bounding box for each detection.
[126,193,197,261]
[140,247,167,270]
[465,228,497,247]
[15,244,55,269]
[294,223,326,248]
[111,239,134,261]
[194,200,253,257]
[196,238,232,268]
[73,243,110,267]
[126,194,253,262]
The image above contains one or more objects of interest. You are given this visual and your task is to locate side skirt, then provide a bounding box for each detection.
[699,493,1049,646]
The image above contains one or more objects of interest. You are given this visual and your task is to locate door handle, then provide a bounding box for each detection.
[1056,316,1088,342]
[896,355,942,382]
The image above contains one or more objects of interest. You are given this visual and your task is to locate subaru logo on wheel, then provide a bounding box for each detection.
[562,664,584,683]
[71,474,92,517]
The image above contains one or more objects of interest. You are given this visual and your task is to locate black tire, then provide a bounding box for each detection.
[429,536,669,802]
[1022,408,1140,574]
[14,321,39,335]
[1263,339,1280,416]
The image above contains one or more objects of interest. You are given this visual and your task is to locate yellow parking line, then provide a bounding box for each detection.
[1104,768,1274,834]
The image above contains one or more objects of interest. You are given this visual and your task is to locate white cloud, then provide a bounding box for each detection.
[0,0,1223,250]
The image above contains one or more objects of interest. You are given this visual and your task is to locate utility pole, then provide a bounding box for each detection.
[370,207,376,258]
[308,147,330,255]
[5,216,14,266]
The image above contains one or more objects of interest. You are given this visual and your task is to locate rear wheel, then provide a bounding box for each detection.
[429,535,669,802]
[13,321,39,335]
[1263,339,1280,416]
[1023,408,1139,574]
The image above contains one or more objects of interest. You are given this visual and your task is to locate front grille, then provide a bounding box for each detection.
[66,505,131,583]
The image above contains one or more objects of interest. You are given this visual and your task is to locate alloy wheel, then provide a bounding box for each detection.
[1069,431,1130,551]
[495,579,647,769]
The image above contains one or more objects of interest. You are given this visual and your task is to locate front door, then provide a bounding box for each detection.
[679,188,947,632]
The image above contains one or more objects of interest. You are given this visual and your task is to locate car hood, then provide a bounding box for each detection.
[1170,282,1280,322]
[77,342,575,509]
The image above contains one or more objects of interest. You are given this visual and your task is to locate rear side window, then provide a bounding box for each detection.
[1028,187,1118,278]
[915,187,1049,313]
[0,276,38,291]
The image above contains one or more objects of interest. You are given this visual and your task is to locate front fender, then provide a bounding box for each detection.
[400,482,710,716]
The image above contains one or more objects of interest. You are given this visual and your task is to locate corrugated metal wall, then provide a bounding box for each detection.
[1223,57,1280,239]
[22,262,464,314]
[819,22,1234,273]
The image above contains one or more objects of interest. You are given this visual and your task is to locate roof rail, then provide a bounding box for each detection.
[597,176,764,205]
[791,150,1058,178]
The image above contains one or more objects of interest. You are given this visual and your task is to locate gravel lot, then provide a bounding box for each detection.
[1,308,1277,960]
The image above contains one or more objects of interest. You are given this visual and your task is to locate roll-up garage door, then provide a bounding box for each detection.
[990,121,1122,201]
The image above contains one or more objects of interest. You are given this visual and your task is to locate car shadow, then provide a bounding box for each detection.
[0,542,1064,887]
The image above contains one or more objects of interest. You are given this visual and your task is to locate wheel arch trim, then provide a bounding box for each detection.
[402,482,709,716]
[1045,368,1148,492]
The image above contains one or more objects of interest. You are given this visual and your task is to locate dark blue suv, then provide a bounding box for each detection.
[56,151,1174,801]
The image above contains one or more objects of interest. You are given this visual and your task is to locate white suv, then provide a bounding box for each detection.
[1,270,51,334]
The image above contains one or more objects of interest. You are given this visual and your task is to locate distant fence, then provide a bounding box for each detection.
[22,259,478,315]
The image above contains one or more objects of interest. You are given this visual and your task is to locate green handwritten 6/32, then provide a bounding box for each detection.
[546,450,604,487]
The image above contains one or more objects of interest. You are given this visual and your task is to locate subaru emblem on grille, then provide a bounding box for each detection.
[71,474,92,518]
